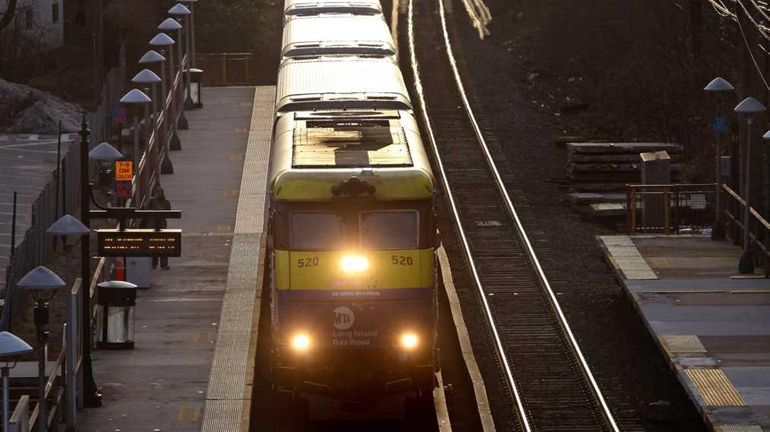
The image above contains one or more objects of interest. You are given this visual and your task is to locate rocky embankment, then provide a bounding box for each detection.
[0,78,80,134]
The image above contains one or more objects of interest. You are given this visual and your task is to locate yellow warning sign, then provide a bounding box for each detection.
[115,161,133,181]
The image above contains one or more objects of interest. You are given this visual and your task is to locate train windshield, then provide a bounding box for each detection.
[290,212,345,250]
[360,210,419,249]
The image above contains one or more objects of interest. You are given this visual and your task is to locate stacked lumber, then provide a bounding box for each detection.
[567,142,683,192]
[564,142,685,218]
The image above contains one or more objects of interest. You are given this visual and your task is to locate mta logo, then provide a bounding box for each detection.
[333,306,355,330]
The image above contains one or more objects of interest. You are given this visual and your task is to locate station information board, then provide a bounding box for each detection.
[97,229,182,257]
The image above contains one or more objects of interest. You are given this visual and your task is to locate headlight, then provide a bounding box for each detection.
[340,254,369,274]
[399,332,419,351]
[291,333,311,352]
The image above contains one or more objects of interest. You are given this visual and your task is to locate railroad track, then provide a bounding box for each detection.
[407,0,620,430]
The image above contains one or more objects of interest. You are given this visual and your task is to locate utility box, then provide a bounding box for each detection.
[640,151,671,184]
[640,151,671,231]
[126,257,152,289]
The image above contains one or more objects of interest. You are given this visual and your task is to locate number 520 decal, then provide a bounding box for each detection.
[297,257,320,268]
[391,255,414,265]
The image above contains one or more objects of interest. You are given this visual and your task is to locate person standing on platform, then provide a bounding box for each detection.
[147,186,172,270]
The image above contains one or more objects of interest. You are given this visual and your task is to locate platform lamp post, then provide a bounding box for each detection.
[132,69,162,126]
[139,50,167,112]
[119,89,152,170]
[131,70,165,177]
[75,115,102,408]
[178,0,197,69]
[158,13,189,121]
[150,33,182,151]
[762,130,770,276]
[0,332,32,432]
[168,4,194,110]
[47,214,91,285]
[17,266,65,432]
[45,214,89,431]
[735,97,766,274]
[704,77,735,240]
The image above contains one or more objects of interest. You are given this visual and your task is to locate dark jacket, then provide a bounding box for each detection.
[145,197,171,229]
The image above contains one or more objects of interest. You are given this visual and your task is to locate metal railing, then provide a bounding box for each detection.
[722,184,770,269]
[626,183,716,234]
[197,52,255,86]
[132,53,187,208]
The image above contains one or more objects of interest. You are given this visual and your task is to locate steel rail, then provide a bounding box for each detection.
[407,0,531,430]
[435,0,620,429]
[409,0,621,430]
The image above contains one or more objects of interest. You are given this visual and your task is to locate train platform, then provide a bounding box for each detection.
[79,85,273,432]
[598,234,770,431]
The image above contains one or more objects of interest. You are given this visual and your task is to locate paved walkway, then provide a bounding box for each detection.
[79,86,273,432]
[599,234,770,431]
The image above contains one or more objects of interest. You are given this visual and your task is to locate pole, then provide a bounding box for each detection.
[133,114,140,169]
[79,114,102,407]
[184,15,193,109]
[159,59,168,111]
[713,100,726,240]
[2,367,8,432]
[766,140,770,277]
[66,286,76,431]
[142,96,151,145]
[55,121,62,221]
[35,302,47,432]
[740,117,755,274]
[10,193,15,258]
[190,2,196,68]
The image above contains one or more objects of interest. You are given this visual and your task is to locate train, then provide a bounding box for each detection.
[267,0,439,418]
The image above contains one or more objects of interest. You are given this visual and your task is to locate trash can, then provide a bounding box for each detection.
[184,68,204,108]
[95,280,137,349]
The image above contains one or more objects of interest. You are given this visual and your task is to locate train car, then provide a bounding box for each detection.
[275,56,410,113]
[282,13,395,59]
[284,0,382,17]
[268,53,437,416]
[268,108,437,416]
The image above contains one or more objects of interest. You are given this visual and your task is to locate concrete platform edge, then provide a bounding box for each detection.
[596,235,755,431]
[200,86,275,432]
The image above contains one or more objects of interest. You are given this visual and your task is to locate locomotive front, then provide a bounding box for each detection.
[268,111,437,408]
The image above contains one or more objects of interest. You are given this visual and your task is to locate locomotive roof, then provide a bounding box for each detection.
[284,0,382,16]
[269,110,435,201]
[282,14,395,58]
[275,56,411,112]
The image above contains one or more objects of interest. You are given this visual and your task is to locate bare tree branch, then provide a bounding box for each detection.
[0,0,18,32]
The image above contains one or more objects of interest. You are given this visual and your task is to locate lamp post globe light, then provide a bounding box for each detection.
[120,89,152,170]
[734,96,766,274]
[0,331,32,432]
[168,4,194,110]
[132,69,162,126]
[17,266,65,432]
[46,214,90,284]
[149,32,183,150]
[139,50,167,112]
[704,77,735,240]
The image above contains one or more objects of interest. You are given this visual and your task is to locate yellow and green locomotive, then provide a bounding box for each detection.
[267,108,437,411]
